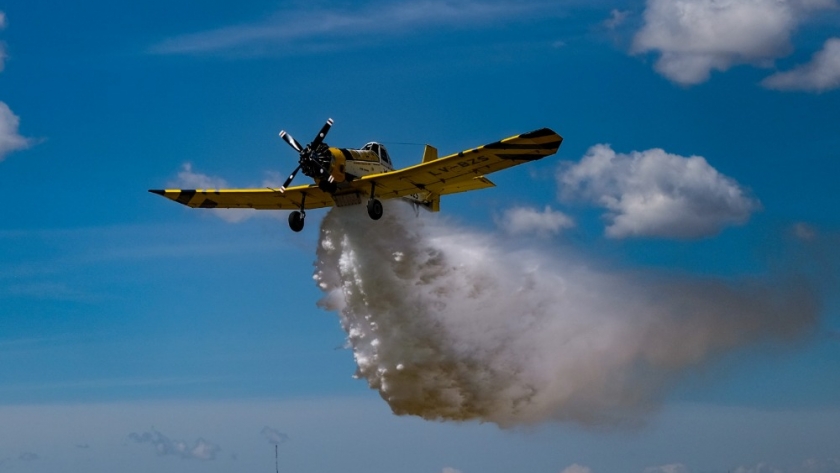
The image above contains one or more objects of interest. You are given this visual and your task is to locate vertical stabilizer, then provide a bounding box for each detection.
[422,145,438,163]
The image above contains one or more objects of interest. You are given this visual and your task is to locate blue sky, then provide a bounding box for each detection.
[1,1,839,472]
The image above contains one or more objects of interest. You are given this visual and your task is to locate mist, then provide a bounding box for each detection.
[314,202,818,427]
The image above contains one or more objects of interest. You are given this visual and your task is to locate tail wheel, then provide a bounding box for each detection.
[367,199,383,220]
[289,211,305,232]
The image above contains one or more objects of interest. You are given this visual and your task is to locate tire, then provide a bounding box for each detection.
[288,211,305,232]
[367,199,383,220]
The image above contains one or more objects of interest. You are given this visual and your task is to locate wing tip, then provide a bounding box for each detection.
[148,189,166,196]
[519,127,561,140]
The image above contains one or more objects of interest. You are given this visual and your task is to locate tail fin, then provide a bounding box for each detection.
[421,145,438,163]
[418,145,440,211]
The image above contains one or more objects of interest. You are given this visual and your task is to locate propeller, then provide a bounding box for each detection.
[279,130,302,152]
[280,164,302,190]
[277,118,334,192]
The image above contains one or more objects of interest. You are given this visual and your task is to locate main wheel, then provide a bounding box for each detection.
[288,211,305,232]
[367,198,383,220]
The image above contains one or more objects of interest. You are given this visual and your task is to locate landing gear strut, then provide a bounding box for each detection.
[289,193,306,232]
[367,183,383,220]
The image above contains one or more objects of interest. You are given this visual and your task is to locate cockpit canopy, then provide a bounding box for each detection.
[362,142,391,165]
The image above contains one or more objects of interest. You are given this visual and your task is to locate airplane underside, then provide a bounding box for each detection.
[149,118,562,234]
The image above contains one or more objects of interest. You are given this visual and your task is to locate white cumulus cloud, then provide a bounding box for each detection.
[735,458,840,473]
[497,205,574,237]
[129,430,220,461]
[632,0,838,85]
[558,144,759,239]
[560,464,594,473]
[169,163,258,223]
[799,457,840,472]
[0,13,31,162]
[644,464,691,473]
[734,463,785,473]
[762,37,840,91]
[173,162,230,189]
[0,102,31,161]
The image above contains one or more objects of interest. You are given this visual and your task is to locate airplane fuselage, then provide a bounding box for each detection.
[306,142,394,188]
[342,151,391,176]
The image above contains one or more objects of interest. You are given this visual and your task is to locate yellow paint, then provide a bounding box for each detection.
[328,148,347,183]
[151,128,562,214]
[422,145,438,163]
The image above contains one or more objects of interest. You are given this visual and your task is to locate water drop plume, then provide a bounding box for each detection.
[314,202,817,427]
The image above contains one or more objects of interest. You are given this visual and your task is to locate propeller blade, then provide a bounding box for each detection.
[279,130,303,152]
[310,118,334,149]
[280,164,302,192]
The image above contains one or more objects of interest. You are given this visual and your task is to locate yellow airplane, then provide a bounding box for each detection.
[150,119,562,232]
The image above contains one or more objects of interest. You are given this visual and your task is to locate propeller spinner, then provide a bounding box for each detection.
[278,118,334,192]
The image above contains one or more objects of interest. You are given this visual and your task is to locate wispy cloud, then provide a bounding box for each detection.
[442,468,464,473]
[150,0,554,55]
[644,464,691,473]
[734,458,840,473]
[129,429,221,461]
[496,205,574,237]
[560,465,594,473]
[632,0,838,85]
[0,335,78,349]
[0,222,289,292]
[602,9,629,30]
[2,281,100,302]
[0,376,226,394]
[762,37,840,92]
[0,11,7,71]
[792,222,818,241]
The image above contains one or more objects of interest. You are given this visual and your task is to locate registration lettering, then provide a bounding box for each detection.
[428,156,489,176]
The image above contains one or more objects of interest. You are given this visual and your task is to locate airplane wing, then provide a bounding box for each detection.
[358,128,562,200]
[148,184,334,210]
[150,128,561,212]
[436,176,496,196]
